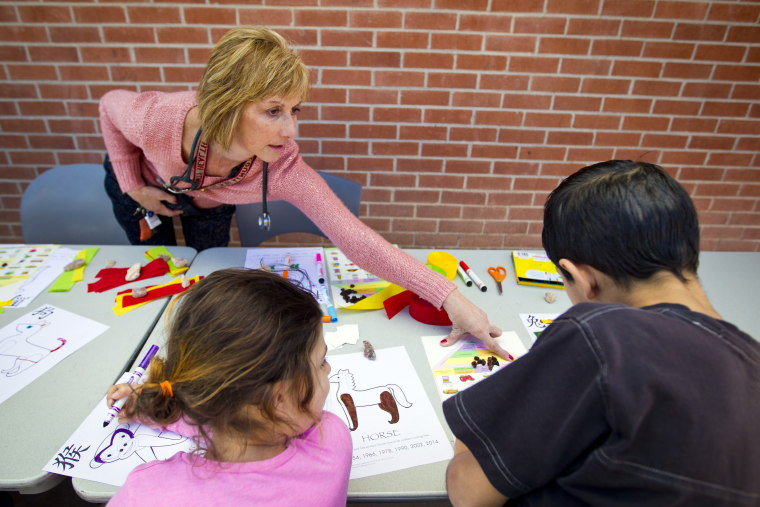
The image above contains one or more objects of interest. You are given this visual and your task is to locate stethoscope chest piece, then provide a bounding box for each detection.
[258,212,271,231]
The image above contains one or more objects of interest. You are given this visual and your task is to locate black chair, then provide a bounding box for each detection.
[235,171,362,247]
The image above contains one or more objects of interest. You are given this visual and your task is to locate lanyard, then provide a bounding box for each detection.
[159,128,255,194]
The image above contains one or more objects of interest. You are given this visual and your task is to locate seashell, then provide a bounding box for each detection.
[63,258,85,271]
[131,287,148,298]
[544,292,557,303]
[125,263,141,281]
[171,257,188,268]
[180,274,190,288]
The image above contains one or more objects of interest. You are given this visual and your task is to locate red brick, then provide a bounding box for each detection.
[397,158,443,173]
[370,203,417,217]
[450,127,497,142]
[701,101,750,118]
[518,146,567,160]
[460,13,512,32]
[300,123,346,138]
[73,6,126,23]
[566,147,616,162]
[28,135,75,150]
[603,97,652,114]
[560,58,612,76]
[513,16,566,35]
[421,142,468,158]
[727,26,760,44]
[567,18,620,36]
[157,27,209,45]
[492,0,544,13]
[573,113,621,130]
[49,26,101,44]
[623,20,677,39]
[103,26,155,44]
[18,5,71,23]
[632,80,682,97]
[641,134,688,149]
[707,152,753,168]
[682,82,732,99]
[674,23,726,42]
[498,129,547,144]
[405,52,454,69]
[59,65,109,82]
[349,88,398,105]
[0,5,17,22]
[458,54,508,72]
[679,166,723,181]
[480,74,530,91]
[322,140,369,155]
[9,151,56,165]
[371,173,417,187]
[432,33,482,52]
[525,112,571,128]
[349,124,397,139]
[471,144,519,159]
[503,93,553,110]
[591,39,643,57]
[612,60,663,78]
[375,71,425,88]
[623,115,670,131]
[321,69,371,86]
[708,3,760,22]
[424,109,472,124]
[725,169,760,183]
[694,44,746,62]
[395,189,440,203]
[376,31,427,49]
[428,72,477,90]
[663,62,712,80]
[509,56,560,74]
[546,0,600,15]
[436,0,489,10]
[322,106,370,122]
[0,45,27,62]
[547,131,594,146]
[718,120,760,136]
[642,41,695,59]
[539,37,591,56]
[531,76,581,93]
[162,67,204,84]
[601,0,655,17]
[8,65,57,81]
[323,29,373,48]
[350,10,402,28]
[694,182,741,197]
[688,136,736,150]
[184,7,236,25]
[418,174,466,189]
[399,126,447,141]
[655,1,709,20]
[732,84,760,100]
[350,50,401,68]
[485,35,537,53]
[653,99,700,115]
[713,64,760,82]
[581,78,631,95]
[301,49,348,67]
[596,132,642,147]
[401,90,449,106]
[474,110,523,127]
[294,9,347,26]
[671,117,718,133]
[81,46,131,63]
[18,101,68,117]
[373,107,422,123]
[452,92,501,108]
[127,6,182,24]
[39,84,89,100]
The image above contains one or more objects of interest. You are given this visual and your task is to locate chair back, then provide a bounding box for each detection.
[235,171,362,247]
[21,164,129,245]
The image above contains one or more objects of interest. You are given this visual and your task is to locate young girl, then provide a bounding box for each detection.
[106,268,351,506]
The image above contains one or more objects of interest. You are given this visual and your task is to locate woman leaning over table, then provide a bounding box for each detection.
[99,26,505,354]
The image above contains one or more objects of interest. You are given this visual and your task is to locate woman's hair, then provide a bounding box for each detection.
[130,268,323,459]
[542,160,700,287]
[197,26,310,149]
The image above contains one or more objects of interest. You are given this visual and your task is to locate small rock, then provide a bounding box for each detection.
[131,287,148,298]
[63,258,85,271]
[125,263,141,281]
[544,292,557,303]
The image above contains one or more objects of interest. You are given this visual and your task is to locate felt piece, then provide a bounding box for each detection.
[383,290,452,326]
[48,248,100,292]
[144,246,189,277]
[112,275,202,315]
[88,258,170,293]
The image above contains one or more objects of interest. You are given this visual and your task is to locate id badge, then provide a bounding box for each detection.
[144,211,161,229]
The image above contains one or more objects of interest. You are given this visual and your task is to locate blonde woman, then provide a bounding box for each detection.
[100,27,505,355]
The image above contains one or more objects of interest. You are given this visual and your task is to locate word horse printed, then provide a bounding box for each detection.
[330,369,412,431]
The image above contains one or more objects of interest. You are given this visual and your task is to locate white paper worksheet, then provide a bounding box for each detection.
[324,346,453,480]
[0,304,108,405]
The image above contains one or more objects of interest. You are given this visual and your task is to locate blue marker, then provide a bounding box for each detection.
[320,284,338,322]
[103,345,159,427]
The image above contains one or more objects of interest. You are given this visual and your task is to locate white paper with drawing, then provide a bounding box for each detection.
[243,247,329,304]
[0,245,73,308]
[0,304,108,405]
[323,346,453,480]
[43,379,196,486]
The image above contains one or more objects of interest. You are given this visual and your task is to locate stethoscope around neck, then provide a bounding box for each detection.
[160,127,272,231]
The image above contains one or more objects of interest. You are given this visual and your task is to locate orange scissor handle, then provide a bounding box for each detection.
[488,266,506,282]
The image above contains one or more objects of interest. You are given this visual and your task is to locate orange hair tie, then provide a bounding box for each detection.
[159,380,173,398]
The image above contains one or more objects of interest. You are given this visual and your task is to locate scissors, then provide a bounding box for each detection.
[488,266,507,295]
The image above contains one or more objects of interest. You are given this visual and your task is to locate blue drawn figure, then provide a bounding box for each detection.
[329,369,412,431]
[90,422,188,469]
[0,320,65,377]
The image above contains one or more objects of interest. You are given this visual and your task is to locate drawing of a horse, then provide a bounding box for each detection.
[329,368,412,431]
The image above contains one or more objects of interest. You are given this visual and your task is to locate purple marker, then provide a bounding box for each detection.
[103,344,159,427]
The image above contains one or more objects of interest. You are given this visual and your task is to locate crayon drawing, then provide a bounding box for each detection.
[329,368,412,431]
[45,392,196,487]
[0,305,108,405]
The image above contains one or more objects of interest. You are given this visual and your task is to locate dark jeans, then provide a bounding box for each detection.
[103,156,235,251]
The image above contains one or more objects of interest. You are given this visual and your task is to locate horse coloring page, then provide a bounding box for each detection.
[324,346,452,480]
[0,305,108,405]
[44,389,195,486]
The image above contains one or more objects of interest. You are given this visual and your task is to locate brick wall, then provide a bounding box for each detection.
[1,1,759,251]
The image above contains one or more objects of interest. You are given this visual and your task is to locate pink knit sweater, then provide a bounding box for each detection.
[99,90,455,308]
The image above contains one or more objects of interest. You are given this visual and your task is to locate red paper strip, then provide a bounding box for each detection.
[383,290,452,326]
[88,258,170,293]
[117,278,199,308]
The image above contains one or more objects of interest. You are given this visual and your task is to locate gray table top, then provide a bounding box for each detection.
[72,248,760,503]
[0,245,196,494]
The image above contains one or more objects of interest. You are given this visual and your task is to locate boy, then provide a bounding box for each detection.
[443,161,760,506]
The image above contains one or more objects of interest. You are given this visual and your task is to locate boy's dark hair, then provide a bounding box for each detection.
[542,160,700,287]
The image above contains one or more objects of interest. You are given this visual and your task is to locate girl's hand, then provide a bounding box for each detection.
[440,289,513,360]
[126,185,183,217]
[106,383,138,423]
